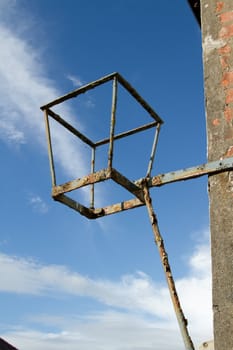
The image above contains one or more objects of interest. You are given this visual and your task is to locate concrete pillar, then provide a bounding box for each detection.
[201,1,233,349]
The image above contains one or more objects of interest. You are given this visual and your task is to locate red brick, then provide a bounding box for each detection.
[221,71,233,87]
[218,44,231,54]
[220,11,233,23]
[226,89,233,104]
[219,23,233,38]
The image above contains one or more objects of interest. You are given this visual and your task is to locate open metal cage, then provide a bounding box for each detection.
[41,72,163,219]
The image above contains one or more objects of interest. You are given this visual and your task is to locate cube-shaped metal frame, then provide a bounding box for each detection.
[41,72,163,219]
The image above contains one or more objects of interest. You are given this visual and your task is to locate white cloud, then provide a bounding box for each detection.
[0,7,88,183]
[3,313,182,350]
[0,119,26,144]
[0,232,213,348]
[28,195,49,214]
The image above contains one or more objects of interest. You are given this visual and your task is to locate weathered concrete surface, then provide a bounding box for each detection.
[201,1,233,349]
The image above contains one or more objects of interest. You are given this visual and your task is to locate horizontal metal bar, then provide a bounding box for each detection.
[52,168,111,197]
[52,157,233,219]
[56,195,144,219]
[40,72,118,110]
[41,72,163,126]
[93,198,144,217]
[136,157,233,188]
[91,157,233,218]
[47,109,94,147]
[95,121,158,147]
[117,73,164,124]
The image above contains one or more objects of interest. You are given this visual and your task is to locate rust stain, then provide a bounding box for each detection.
[213,118,220,126]
[218,44,232,54]
[216,2,224,13]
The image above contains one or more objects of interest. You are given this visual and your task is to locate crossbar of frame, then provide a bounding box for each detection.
[40,72,164,125]
[52,167,144,201]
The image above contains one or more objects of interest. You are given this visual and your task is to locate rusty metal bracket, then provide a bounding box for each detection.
[41,71,233,219]
[51,157,233,219]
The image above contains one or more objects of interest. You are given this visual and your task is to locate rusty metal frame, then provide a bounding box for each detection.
[41,73,233,220]
[41,72,163,218]
[41,72,233,350]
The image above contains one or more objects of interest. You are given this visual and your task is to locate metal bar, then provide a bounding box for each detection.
[55,194,97,219]
[117,73,164,124]
[95,121,158,147]
[142,183,195,350]
[47,109,94,147]
[44,110,56,186]
[108,76,118,169]
[52,168,111,197]
[93,197,144,217]
[40,72,117,110]
[90,147,96,209]
[146,123,161,178]
[52,157,233,216]
[136,157,233,188]
[111,168,145,202]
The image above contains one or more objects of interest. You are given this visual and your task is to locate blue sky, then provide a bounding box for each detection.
[0,1,212,349]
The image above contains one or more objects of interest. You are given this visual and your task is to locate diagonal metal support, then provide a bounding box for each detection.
[142,182,195,350]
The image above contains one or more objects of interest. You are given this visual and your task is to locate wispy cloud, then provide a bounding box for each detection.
[0,231,213,348]
[66,74,85,88]
[28,195,49,214]
[0,4,88,183]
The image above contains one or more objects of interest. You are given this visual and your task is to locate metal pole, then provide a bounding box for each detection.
[108,76,118,169]
[90,147,96,209]
[142,182,195,350]
[146,123,161,178]
[44,110,56,187]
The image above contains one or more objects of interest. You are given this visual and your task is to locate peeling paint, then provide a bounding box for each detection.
[203,35,225,54]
